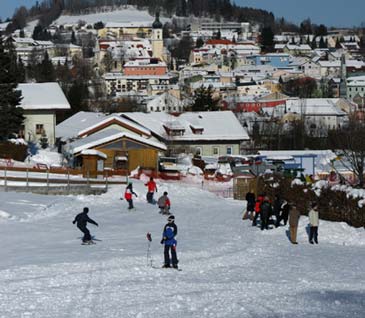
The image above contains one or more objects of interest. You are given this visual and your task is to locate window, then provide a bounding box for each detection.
[213,147,219,155]
[36,124,44,135]
[226,147,232,155]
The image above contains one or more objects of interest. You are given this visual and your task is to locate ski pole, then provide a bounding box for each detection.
[146,232,152,267]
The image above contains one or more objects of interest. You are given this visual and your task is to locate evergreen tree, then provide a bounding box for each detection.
[71,30,77,44]
[196,37,204,48]
[191,86,220,111]
[335,37,342,49]
[37,51,55,82]
[319,36,327,48]
[260,26,274,53]
[0,38,24,139]
[67,81,89,113]
[39,131,49,149]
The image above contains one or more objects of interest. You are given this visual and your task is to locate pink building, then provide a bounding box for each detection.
[123,58,167,76]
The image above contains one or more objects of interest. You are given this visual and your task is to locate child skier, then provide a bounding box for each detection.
[160,215,178,269]
[124,182,138,210]
[72,207,98,243]
[145,177,158,204]
[157,191,171,214]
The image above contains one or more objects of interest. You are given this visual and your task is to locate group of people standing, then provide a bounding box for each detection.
[243,190,319,245]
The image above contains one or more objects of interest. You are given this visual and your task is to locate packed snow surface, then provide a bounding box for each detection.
[0,180,364,317]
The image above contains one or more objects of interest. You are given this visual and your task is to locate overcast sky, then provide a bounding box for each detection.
[0,0,363,27]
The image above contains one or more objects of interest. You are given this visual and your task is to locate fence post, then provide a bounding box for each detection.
[87,170,90,189]
[46,169,49,194]
[67,168,70,195]
[4,166,7,192]
[105,172,108,191]
[26,167,29,192]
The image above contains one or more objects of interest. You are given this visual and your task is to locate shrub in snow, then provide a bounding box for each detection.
[0,142,28,161]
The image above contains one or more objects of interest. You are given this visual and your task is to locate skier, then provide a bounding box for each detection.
[160,215,178,269]
[242,190,255,220]
[72,207,98,243]
[124,182,138,210]
[145,177,158,204]
[157,191,171,215]
[308,202,319,244]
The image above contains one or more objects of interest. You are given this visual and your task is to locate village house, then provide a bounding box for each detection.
[56,112,166,171]
[121,111,250,157]
[18,82,71,146]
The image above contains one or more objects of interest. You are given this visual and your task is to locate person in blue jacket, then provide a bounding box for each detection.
[160,215,178,269]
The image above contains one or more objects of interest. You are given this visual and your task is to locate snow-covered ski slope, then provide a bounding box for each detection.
[0,178,364,317]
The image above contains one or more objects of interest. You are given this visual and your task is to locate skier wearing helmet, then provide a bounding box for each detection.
[160,215,178,269]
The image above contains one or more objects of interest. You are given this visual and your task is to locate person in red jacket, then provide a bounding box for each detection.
[252,193,265,227]
[145,177,158,204]
[124,182,137,210]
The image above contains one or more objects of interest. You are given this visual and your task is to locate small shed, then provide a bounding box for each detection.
[233,174,257,200]
[80,149,107,178]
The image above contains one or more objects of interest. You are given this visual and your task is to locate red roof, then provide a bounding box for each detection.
[206,39,233,45]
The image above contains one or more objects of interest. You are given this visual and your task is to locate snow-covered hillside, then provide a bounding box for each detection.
[0,179,364,317]
[54,7,170,25]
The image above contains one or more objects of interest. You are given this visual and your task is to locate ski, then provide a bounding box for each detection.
[81,240,96,245]
[151,265,182,271]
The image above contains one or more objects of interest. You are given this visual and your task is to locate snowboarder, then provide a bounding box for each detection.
[160,215,178,269]
[145,177,158,204]
[308,202,319,244]
[124,182,138,210]
[242,190,255,220]
[157,191,171,215]
[289,203,300,244]
[72,207,98,243]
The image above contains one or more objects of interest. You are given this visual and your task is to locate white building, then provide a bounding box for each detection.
[347,75,365,101]
[18,83,71,146]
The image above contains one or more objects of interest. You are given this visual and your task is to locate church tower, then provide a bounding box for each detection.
[152,12,164,61]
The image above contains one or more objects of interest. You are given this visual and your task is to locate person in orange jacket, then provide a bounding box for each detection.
[145,177,158,204]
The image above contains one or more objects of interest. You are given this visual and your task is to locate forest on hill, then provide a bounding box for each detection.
[6,0,279,32]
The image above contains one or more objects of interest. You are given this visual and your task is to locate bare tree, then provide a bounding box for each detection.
[328,114,365,187]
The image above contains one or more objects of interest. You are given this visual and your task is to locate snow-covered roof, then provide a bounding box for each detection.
[56,111,107,140]
[77,115,151,138]
[80,149,107,159]
[285,98,346,116]
[18,83,71,110]
[70,129,166,154]
[122,111,250,142]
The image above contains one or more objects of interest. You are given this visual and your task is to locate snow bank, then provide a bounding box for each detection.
[26,150,64,168]
[0,210,10,219]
